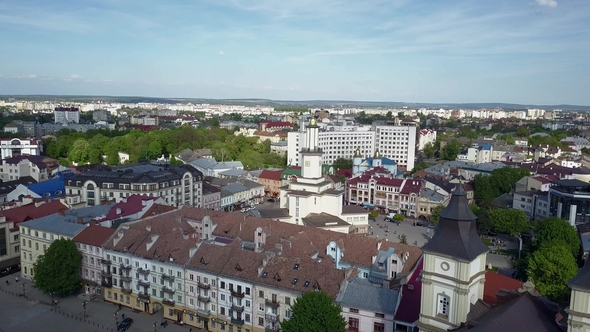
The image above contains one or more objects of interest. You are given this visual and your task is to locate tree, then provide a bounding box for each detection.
[527,242,578,302]
[442,139,461,161]
[400,234,408,244]
[369,211,378,219]
[429,205,446,227]
[423,142,435,159]
[393,214,405,222]
[515,126,530,138]
[488,209,530,237]
[34,238,82,296]
[533,217,581,258]
[281,291,346,332]
[332,158,353,170]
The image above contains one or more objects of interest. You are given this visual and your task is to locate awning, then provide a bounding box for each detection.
[363,203,374,207]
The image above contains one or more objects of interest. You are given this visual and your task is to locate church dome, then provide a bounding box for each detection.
[309,117,317,126]
[354,148,361,158]
[373,149,381,159]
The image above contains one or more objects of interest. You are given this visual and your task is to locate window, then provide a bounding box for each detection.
[350,308,359,313]
[221,281,225,289]
[438,294,450,317]
[375,313,385,318]
[285,297,291,305]
[348,318,359,332]
[258,290,264,298]
[374,322,385,332]
[258,303,264,312]
[220,307,225,315]
[258,317,264,326]
[220,294,225,301]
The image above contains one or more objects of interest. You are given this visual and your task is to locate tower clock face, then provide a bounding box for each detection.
[305,161,310,167]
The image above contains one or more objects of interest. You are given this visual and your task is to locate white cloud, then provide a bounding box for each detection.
[536,0,558,8]
[218,51,224,55]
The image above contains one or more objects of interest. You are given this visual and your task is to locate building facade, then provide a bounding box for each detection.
[54,107,80,124]
[65,164,203,208]
[74,225,116,296]
[0,138,41,159]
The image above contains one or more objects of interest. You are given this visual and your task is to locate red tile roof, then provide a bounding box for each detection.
[73,224,116,247]
[348,167,402,187]
[483,270,523,306]
[264,122,292,129]
[336,169,352,178]
[0,200,68,224]
[259,169,284,181]
[400,179,423,194]
[101,195,171,221]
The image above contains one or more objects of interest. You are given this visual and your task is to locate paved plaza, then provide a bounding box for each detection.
[0,273,198,332]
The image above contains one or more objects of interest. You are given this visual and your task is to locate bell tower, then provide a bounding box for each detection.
[301,117,322,180]
[416,185,489,332]
[567,258,590,332]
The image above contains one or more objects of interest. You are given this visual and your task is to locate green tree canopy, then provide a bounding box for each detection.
[281,291,346,332]
[533,217,581,258]
[34,238,82,296]
[442,139,461,161]
[527,242,578,302]
[471,167,530,204]
[488,209,530,237]
[332,158,353,170]
[429,204,446,227]
[423,142,435,159]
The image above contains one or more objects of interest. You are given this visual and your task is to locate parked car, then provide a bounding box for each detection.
[267,198,276,202]
[117,318,133,331]
[416,220,430,227]
[384,217,395,223]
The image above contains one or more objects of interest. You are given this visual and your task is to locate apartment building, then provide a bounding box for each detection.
[97,207,422,332]
[417,129,437,151]
[0,138,41,159]
[287,122,417,171]
[0,155,56,182]
[347,168,424,217]
[202,182,221,210]
[257,169,283,197]
[54,107,80,124]
[64,163,203,208]
[73,225,116,296]
[19,212,86,280]
[101,214,199,316]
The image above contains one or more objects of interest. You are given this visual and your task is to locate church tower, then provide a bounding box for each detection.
[300,117,322,180]
[567,258,590,332]
[416,185,489,332]
[352,148,362,175]
[373,149,382,168]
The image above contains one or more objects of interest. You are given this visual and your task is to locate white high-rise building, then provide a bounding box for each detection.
[287,119,417,171]
[54,107,80,124]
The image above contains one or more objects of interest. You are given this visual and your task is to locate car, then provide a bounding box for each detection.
[416,221,430,227]
[384,217,395,223]
[117,318,133,331]
[267,198,276,202]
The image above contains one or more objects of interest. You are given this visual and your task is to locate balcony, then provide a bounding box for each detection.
[265,299,280,308]
[121,287,133,294]
[162,299,175,306]
[231,304,244,313]
[197,282,210,290]
[138,292,150,301]
[138,268,150,275]
[230,288,245,298]
[120,263,132,271]
[138,279,150,287]
[100,259,111,265]
[102,271,112,277]
[198,295,210,303]
[162,286,175,294]
[101,277,112,288]
[162,274,175,281]
[231,317,245,325]
[120,274,132,282]
[265,313,280,323]
[197,308,211,317]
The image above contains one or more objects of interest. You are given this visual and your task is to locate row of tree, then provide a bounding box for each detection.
[45,126,287,169]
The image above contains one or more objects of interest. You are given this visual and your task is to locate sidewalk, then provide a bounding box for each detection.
[0,272,199,332]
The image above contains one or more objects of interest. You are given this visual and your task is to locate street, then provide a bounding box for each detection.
[0,273,198,332]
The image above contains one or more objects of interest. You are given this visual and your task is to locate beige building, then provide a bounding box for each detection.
[19,214,86,280]
[257,169,283,197]
[0,216,21,271]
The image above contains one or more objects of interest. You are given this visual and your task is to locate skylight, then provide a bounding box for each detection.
[292,278,298,285]
[293,263,300,270]
[262,272,268,278]
[303,281,310,287]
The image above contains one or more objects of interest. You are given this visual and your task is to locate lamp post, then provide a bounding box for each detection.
[82,301,87,318]
[22,283,26,298]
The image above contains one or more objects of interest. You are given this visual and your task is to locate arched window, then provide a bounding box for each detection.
[87,183,94,190]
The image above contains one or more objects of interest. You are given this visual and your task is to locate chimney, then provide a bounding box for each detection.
[77,217,83,224]
[122,197,127,203]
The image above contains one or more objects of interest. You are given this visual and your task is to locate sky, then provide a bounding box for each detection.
[0,0,589,105]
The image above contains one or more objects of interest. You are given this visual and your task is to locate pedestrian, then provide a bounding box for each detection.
[122,313,125,320]
[118,303,122,311]
[5,280,8,286]
[15,276,18,283]
[190,328,193,332]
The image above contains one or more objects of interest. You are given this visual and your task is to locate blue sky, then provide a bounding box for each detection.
[0,0,589,105]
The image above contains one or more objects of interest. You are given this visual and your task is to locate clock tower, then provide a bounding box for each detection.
[301,117,322,180]
[416,185,489,332]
